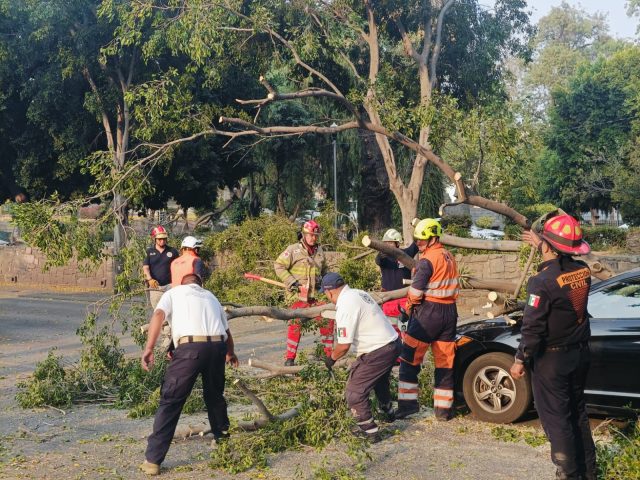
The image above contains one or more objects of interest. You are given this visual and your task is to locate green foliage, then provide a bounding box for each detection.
[582,226,627,251]
[503,224,523,240]
[520,203,560,225]
[15,350,72,408]
[475,216,496,229]
[339,254,380,292]
[209,360,371,474]
[441,215,472,238]
[491,425,547,447]
[11,199,109,270]
[596,421,640,480]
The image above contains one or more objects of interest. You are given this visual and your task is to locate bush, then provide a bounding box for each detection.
[582,226,627,251]
[503,224,523,240]
[520,203,559,225]
[441,214,471,238]
[475,215,496,229]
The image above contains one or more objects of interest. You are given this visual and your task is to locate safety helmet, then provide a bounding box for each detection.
[302,220,321,235]
[541,214,590,255]
[382,228,403,243]
[413,218,442,240]
[150,225,168,239]
[181,236,201,249]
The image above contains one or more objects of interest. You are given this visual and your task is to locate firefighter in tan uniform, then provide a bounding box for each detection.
[274,220,331,366]
[396,218,460,421]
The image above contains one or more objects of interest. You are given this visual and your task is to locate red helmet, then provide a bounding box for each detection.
[150,225,168,239]
[542,214,590,255]
[302,220,321,235]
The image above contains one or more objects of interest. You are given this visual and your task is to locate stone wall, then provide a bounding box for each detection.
[456,253,521,282]
[0,245,113,291]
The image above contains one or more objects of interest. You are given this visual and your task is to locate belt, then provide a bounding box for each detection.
[546,342,588,352]
[177,335,225,345]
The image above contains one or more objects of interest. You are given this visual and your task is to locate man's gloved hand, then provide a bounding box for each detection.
[323,355,336,370]
[289,281,300,292]
[148,279,160,289]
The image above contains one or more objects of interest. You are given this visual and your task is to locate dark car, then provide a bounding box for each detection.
[454,269,640,423]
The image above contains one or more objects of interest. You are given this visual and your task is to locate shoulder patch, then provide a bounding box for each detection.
[337,327,347,338]
[282,250,291,258]
[358,292,375,304]
[527,294,541,308]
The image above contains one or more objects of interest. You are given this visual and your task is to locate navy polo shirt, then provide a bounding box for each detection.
[143,245,179,286]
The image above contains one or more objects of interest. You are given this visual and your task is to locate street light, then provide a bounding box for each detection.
[330,122,338,229]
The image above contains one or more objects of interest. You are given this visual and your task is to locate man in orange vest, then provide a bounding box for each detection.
[396,218,460,421]
[171,236,205,287]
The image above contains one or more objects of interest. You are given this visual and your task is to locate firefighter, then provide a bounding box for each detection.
[143,226,179,309]
[396,218,459,421]
[376,228,419,334]
[171,236,205,287]
[510,214,595,480]
[375,228,418,291]
[274,220,331,366]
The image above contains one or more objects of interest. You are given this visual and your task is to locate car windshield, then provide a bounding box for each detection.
[589,276,640,319]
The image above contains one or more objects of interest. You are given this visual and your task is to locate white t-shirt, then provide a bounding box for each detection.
[335,285,398,355]
[156,284,229,347]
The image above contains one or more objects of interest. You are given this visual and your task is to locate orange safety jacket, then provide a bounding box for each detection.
[407,243,459,306]
[170,250,200,287]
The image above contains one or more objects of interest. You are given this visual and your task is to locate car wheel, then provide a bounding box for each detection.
[462,352,532,423]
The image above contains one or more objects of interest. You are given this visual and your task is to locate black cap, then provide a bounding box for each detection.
[320,272,345,292]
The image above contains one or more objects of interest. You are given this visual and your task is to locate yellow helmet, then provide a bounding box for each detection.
[413,218,442,240]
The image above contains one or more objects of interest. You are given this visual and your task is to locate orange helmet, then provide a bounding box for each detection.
[150,225,168,239]
[542,214,590,255]
[302,220,320,235]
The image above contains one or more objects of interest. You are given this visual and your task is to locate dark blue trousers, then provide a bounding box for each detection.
[145,341,229,465]
[530,346,596,479]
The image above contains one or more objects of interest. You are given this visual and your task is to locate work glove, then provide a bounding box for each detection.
[289,281,300,292]
[323,355,336,370]
[148,279,160,289]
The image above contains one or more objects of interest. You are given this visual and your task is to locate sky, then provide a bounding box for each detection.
[524,0,638,39]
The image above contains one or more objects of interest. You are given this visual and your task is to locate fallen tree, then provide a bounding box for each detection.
[362,235,613,281]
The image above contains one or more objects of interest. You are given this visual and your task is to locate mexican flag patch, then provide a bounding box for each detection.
[337,327,347,338]
[527,294,541,308]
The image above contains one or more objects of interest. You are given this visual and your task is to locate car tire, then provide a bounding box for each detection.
[462,352,532,423]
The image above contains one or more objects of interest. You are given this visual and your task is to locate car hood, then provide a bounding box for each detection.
[457,314,522,342]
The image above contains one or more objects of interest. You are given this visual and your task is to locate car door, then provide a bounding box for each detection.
[586,273,640,409]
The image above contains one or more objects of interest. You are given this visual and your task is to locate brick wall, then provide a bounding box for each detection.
[0,245,113,291]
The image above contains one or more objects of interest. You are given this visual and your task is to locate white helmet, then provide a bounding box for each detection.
[181,236,201,249]
[382,228,403,243]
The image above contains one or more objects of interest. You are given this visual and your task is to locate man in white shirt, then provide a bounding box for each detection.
[321,272,400,443]
[139,274,239,476]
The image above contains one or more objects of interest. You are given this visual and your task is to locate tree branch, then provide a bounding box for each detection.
[429,0,456,90]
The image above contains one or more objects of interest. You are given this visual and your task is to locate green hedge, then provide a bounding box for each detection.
[582,226,627,251]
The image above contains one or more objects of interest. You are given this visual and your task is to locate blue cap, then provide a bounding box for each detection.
[320,272,345,292]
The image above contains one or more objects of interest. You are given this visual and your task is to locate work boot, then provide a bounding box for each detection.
[140,460,160,475]
[379,403,396,423]
[211,430,230,448]
[284,359,295,367]
[351,428,382,444]
[395,404,420,420]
